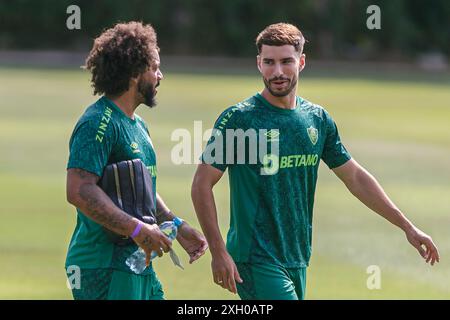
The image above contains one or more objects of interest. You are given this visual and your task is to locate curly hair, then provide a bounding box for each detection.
[256,23,306,54]
[84,21,159,96]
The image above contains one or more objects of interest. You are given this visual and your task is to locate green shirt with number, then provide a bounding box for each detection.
[202,93,351,268]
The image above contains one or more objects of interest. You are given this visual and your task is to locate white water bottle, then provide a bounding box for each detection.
[126,217,184,274]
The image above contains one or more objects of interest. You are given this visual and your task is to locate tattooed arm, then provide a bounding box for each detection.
[66,168,172,264]
[66,168,136,235]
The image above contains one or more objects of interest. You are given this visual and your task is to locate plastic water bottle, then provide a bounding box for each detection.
[126,217,184,274]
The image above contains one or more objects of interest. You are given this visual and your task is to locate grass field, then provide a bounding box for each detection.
[0,66,449,299]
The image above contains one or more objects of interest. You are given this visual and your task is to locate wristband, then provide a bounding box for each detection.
[130,221,144,239]
[173,216,185,228]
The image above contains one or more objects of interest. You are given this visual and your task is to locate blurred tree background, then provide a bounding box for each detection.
[0,0,449,61]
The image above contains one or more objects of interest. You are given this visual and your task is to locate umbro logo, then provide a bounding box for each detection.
[130,142,141,153]
[264,129,280,141]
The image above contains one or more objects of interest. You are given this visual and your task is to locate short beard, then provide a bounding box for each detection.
[263,76,297,97]
[137,78,158,108]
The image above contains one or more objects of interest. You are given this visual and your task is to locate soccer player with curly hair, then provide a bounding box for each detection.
[65,21,207,300]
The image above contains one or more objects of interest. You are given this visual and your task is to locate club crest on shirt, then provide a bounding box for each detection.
[307,126,318,145]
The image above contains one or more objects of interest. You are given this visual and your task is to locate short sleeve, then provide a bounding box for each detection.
[200,107,239,172]
[321,111,351,169]
[67,120,117,177]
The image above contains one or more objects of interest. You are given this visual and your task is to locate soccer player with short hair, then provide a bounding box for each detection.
[65,21,207,300]
[191,23,439,300]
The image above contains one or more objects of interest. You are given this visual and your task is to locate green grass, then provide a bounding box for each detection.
[0,66,449,299]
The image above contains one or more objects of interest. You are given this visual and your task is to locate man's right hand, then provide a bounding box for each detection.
[211,250,243,294]
[133,223,173,267]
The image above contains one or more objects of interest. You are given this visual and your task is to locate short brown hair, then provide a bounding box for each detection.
[84,21,158,96]
[256,23,305,54]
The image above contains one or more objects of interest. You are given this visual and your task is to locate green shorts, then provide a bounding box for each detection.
[68,268,164,300]
[235,263,307,300]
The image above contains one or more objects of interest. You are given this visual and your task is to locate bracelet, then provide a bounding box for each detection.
[167,211,184,226]
[173,216,185,228]
[130,221,144,239]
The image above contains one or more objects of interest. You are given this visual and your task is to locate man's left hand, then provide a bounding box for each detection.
[405,227,440,266]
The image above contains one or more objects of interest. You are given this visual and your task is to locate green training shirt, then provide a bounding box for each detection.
[66,96,157,274]
[202,93,351,268]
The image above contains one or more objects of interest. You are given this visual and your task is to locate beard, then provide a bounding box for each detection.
[137,77,159,108]
[263,75,298,97]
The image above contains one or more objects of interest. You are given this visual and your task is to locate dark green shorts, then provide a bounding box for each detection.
[68,268,164,300]
[235,263,307,300]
